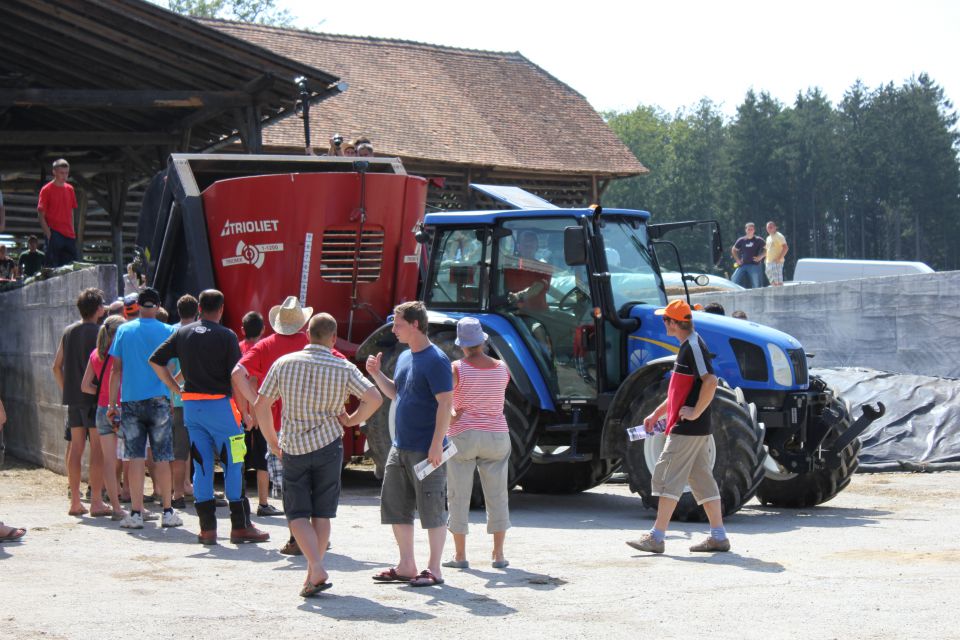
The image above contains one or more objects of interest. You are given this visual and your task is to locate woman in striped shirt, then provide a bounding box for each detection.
[443,317,512,570]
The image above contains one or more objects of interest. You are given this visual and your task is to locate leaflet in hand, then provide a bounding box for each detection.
[626,418,667,441]
[414,442,458,481]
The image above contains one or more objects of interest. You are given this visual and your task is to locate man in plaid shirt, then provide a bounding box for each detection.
[254,312,382,598]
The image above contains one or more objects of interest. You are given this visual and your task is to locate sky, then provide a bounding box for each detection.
[270,0,960,118]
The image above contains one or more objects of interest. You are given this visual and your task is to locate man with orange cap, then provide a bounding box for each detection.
[627,299,730,554]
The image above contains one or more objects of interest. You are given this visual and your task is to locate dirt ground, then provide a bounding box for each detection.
[1,459,958,640]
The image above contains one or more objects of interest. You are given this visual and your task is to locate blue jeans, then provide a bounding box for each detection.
[45,230,78,267]
[120,396,174,461]
[733,263,763,289]
[183,398,244,503]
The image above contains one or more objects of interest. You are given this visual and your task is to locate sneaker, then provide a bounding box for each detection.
[689,536,730,553]
[142,510,160,522]
[256,503,284,517]
[161,511,183,528]
[120,512,144,529]
[171,497,187,510]
[626,533,665,554]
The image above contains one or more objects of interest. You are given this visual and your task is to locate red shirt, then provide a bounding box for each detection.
[239,338,259,355]
[38,181,78,238]
[236,332,346,431]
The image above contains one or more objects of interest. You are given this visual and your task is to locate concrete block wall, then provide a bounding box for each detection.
[0,266,118,472]
[691,270,960,378]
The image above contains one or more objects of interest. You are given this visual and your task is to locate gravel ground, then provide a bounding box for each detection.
[1,459,958,639]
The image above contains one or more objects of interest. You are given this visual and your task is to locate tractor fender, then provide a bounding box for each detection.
[599,357,675,459]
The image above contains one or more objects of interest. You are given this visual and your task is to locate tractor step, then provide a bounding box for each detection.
[544,423,591,433]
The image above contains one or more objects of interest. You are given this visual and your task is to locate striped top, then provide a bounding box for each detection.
[259,344,373,455]
[450,359,510,437]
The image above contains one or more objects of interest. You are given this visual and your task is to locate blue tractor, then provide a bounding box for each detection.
[358,187,880,519]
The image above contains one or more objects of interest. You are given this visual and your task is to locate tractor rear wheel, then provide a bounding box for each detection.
[622,378,765,522]
[756,380,860,507]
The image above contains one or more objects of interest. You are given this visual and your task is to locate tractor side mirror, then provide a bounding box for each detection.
[564,226,587,266]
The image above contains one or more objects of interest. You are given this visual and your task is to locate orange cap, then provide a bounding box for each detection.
[655,299,692,322]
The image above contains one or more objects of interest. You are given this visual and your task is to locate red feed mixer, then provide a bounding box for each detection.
[144,154,428,460]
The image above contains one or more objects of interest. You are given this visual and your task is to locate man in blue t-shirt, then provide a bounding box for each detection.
[107,287,180,531]
[367,301,453,587]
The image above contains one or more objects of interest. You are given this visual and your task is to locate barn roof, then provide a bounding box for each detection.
[205,20,647,178]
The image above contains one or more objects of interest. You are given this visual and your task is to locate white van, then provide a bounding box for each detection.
[792,258,934,283]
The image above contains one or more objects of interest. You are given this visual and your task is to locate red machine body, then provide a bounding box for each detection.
[198,170,427,458]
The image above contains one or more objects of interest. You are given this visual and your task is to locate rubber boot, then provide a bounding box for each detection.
[196,499,218,545]
[229,500,269,544]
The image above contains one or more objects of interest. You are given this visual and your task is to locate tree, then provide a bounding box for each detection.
[167,0,294,27]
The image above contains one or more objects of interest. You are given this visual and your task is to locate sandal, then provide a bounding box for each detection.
[0,525,26,542]
[68,507,88,517]
[90,507,114,518]
[409,569,444,587]
[372,567,415,583]
[299,580,333,598]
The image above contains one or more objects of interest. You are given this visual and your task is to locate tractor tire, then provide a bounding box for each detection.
[622,378,765,522]
[518,457,620,494]
[756,380,860,508]
[360,344,404,480]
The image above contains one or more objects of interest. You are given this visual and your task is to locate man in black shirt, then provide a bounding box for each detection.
[627,299,730,554]
[150,289,269,546]
[18,236,45,279]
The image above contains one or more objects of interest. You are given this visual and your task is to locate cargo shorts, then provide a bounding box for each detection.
[651,434,720,504]
[380,447,448,529]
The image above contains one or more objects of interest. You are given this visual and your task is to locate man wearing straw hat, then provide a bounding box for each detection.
[233,296,339,555]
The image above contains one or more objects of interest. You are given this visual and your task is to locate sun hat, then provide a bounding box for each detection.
[654,299,693,322]
[269,296,313,335]
[455,317,488,348]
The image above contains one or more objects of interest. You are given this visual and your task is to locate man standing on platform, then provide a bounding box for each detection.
[730,222,765,289]
[37,159,79,267]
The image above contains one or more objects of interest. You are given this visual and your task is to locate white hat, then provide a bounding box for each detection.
[268,296,312,335]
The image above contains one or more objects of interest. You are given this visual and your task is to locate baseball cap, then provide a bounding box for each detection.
[137,287,161,308]
[655,299,693,322]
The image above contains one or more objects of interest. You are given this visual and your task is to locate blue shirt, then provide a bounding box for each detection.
[109,318,174,402]
[393,344,453,452]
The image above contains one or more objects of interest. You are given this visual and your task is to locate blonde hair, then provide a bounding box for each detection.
[96,315,126,359]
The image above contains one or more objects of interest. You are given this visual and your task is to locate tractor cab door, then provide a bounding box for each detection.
[492,218,597,401]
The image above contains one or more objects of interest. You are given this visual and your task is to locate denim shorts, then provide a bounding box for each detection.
[95,406,118,436]
[120,396,173,462]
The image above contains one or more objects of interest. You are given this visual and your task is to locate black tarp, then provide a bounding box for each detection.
[813,367,960,470]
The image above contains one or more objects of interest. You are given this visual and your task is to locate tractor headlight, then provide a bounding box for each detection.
[767,343,793,386]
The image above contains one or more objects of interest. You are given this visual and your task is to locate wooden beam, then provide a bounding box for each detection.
[0,89,255,109]
[0,131,178,146]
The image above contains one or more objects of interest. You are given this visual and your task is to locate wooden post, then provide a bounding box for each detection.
[75,188,89,259]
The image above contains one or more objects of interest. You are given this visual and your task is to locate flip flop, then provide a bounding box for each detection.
[299,580,333,598]
[68,507,87,517]
[90,508,114,518]
[409,569,444,587]
[0,526,26,542]
[372,568,415,583]
[442,559,469,569]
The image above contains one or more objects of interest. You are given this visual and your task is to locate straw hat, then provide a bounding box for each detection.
[269,296,312,335]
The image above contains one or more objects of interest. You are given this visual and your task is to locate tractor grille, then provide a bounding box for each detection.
[319,226,385,283]
[787,348,809,387]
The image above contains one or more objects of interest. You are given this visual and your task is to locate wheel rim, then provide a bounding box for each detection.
[642,432,717,494]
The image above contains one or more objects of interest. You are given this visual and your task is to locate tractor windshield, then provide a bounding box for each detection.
[599,217,667,310]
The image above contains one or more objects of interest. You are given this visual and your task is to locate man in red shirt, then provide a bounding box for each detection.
[37,159,79,267]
